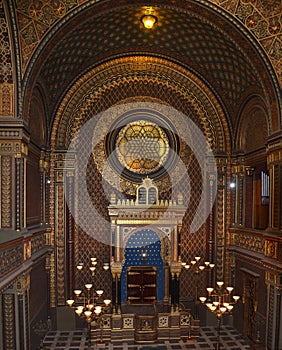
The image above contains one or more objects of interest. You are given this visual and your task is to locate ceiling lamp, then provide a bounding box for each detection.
[141,7,158,29]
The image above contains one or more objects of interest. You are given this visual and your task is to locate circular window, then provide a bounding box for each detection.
[116,120,169,175]
[105,108,179,183]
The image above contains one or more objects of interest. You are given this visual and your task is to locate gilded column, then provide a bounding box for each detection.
[0,128,29,231]
[265,270,282,350]
[54,151,66,305]
[2,293,16,349]
[39,151,50,225]
[215,157,228,282]
[2,273,30,350]
[267,136,282,231]
[64,153,75,298]
[232,161,245,227]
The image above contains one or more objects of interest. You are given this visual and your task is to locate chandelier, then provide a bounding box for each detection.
[199,281,240,350]
[66,257,111,348]
[182,256,215,319]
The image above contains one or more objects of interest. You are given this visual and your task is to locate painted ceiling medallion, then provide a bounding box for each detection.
[116,120,169,175]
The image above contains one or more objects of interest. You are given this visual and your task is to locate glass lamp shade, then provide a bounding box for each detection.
[141,14,157,29]
[66,299,74,307]
[103,263,110,271]
[104,299,111,306]
[84,310,92,318]
[77,264,83,270]
[94,306,102,315]
[75,308,83,316]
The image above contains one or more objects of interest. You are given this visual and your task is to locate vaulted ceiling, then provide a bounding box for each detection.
[1,0,281,139]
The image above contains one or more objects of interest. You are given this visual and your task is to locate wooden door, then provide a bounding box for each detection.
[127,266,157,303]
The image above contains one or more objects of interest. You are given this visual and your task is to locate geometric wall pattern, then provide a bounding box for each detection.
[51,56,225,305]
[0,2,12,83]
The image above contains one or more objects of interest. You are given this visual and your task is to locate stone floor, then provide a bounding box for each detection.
[42,325,252,349]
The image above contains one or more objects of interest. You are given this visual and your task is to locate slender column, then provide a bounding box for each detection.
[170,273,175,306]
[39,151,49,225]
[0,132,29,231]
[2,293,16,350]
[267,142,282,231]
[232,163,245,227]
[265,270,282,350]
[65,169,75,298]
[164,265,169,302]
[2,274,30,350]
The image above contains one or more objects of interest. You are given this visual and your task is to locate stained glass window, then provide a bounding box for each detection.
[116,120,169,175]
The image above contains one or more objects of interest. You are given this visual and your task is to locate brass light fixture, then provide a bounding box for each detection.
[181,256,215,319]
[66,257,111,349]
[199,281,240,350]
[141,7,158,29]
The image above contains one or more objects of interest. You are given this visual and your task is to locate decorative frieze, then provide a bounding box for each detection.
[31,231,46,256]
[230,229,282,263]
[0,243,23,279]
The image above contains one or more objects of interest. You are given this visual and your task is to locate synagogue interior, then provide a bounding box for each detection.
[0,0,281,349]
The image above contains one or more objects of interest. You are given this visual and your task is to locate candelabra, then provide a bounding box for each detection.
[199,281,240,350]
[66,257,111,349]
[182,256,215,319]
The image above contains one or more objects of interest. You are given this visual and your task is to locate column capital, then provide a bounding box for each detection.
[267,132,282,166]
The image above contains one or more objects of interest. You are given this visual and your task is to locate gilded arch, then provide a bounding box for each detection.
[51,56,231,155]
